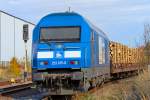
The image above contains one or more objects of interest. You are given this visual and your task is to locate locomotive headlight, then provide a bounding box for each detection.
[70,61,80,65]
[40,61,48,66]
[37,51,54,58]
[64,51,81,58]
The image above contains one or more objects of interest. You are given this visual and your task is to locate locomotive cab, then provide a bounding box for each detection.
[37,26,84,69]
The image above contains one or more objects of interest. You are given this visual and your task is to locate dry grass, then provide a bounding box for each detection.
[75,92,96,100]
[105,71,150,100]
[0,68,8,80]
[0,67,17,80]
[0,57,31,81]
[131,71,150,100]
[78,71,150,100]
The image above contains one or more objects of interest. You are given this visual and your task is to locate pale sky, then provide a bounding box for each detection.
[1,0,150,47]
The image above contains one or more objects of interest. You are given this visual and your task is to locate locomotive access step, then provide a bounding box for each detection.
[0,81,32,94]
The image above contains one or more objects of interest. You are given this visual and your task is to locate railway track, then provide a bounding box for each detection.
[0,76,138,100]
[0,78,32,86]
[0,80,10,86]
[0,82,32,95]
[1,88,73,100]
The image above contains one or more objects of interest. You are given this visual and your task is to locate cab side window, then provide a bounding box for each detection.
[98,36,106,64]
[91,31,94,41]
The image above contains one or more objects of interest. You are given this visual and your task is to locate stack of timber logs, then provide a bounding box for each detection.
[110,41,144,73]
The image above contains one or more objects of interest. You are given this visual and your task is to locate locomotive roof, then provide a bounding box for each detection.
[39,12,109,39]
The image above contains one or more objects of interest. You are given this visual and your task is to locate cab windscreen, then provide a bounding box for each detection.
[40,26,80,42]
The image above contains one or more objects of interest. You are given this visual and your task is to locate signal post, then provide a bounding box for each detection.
[23,24,29,82]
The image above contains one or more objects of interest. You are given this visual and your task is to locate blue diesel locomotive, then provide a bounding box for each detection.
[32,12,110,95]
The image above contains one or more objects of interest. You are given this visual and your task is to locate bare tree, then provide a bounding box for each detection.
[143,23,150,65]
